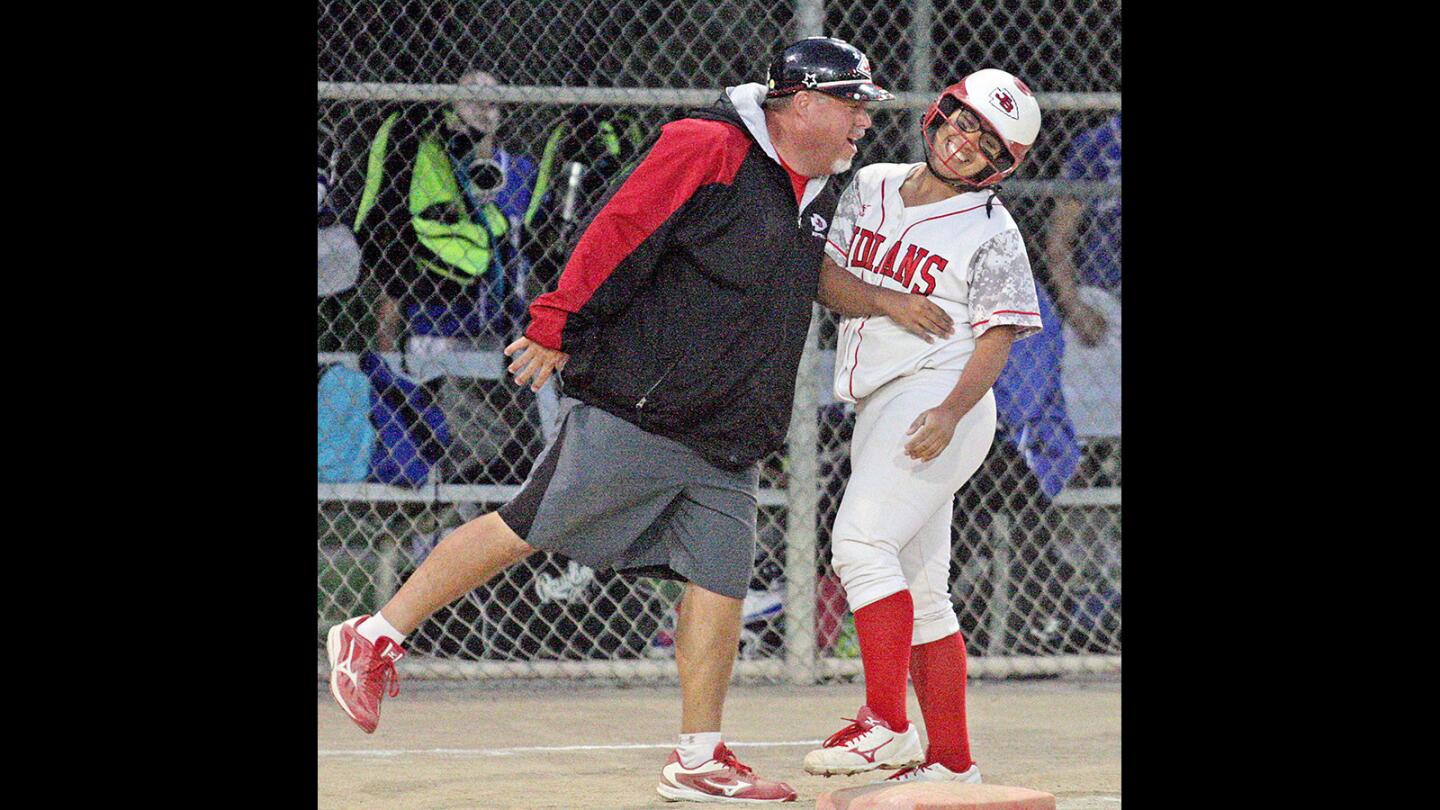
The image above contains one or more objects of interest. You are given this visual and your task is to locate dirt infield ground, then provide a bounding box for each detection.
[318,674,1120,809]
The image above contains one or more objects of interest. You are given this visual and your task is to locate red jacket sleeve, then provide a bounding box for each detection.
[524,118,748,351]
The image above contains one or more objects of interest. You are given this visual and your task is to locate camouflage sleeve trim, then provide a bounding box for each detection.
[824,177,862,268]
[967,229,1043,341]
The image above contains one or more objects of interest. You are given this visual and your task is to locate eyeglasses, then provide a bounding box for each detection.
[932,96,1007,161]
[947,107,1007,161]
[950,106,982,133]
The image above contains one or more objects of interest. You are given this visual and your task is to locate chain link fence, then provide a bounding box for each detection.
[317,0,1120,683]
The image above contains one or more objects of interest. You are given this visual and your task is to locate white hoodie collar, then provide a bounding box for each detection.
[724,83,830,213]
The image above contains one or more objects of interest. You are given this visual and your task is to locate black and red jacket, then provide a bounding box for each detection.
[524,84,840,471]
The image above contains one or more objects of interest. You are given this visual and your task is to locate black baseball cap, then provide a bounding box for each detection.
[765,37,894,102]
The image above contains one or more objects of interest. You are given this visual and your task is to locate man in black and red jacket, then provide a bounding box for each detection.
[326,37,954,804]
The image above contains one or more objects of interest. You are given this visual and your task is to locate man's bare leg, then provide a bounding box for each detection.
[673,581,744,733]
[327,511,535,733]
[379,511,537,634]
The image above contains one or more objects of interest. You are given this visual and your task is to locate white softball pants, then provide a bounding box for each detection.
[830,369,996,645]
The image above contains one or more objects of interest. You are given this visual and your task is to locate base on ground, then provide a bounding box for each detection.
[817,782,1057,810]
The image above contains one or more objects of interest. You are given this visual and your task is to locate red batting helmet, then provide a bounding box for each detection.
[921,68,1041,189]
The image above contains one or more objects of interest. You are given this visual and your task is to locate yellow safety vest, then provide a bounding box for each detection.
[355,111,508,286]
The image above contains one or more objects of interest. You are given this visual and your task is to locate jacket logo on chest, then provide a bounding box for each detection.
[848,226,950,296]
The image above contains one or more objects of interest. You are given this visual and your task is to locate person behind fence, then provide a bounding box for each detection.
[357,68,541,352]
[325,36,958,804]
[526,104,647,293]
[352,69,549,483]
[1044,112,1120,442]
[1043,112,1119,346]
[317,121,362,349]
[982,263,1082,655]
[520,103,647,441]
[800,69,1045,786]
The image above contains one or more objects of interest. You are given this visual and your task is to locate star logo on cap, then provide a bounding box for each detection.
[802,72,819,88]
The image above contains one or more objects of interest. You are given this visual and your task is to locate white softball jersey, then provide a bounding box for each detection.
[825,162,1044,404]
[825,163,1043,634]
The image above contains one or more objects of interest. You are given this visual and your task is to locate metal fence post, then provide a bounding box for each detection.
[795,0,824,37]
[784,304,822,684]
[908,0,935,162]
[985,511,1012,657]
[373,530,399,614]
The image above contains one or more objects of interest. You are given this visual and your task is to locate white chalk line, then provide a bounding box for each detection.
[318,740,825,758]
[319,747,1120,804]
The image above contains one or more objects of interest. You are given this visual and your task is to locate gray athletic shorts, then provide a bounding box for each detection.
[497,397,761,600]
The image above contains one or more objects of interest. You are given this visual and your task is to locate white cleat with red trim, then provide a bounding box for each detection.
[657,742,797,803]
[802,705,924,776]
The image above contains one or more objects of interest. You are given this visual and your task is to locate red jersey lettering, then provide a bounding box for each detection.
[912,255,949,296]
[857,229,888,272]
[895,245,931,288]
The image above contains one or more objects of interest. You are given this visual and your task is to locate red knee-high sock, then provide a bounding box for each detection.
[853,590,914,730]
[909,631,973,772]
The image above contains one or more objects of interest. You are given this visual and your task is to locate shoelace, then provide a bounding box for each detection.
[368,650,402,699]
[886,764,924,781]
[714,745,755,777]
[822,717,873,748]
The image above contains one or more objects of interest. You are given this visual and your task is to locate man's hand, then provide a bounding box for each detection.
[880,289,954,343]
[904,404,965,462]
[504,336,569,392]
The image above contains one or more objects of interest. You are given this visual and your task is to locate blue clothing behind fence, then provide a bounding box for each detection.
[993,283,1081,498]
[360,352,452,487]
[318,364,375,483]
[1062,114,1122,296]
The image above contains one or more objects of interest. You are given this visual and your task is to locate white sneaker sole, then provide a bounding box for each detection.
[326,620,365,728]
[802,732,926,776]
[656,782,791,803]
[803,756,924,776]
[870,765,983,786]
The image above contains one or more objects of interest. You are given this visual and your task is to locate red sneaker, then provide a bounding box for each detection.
[326,615,404,733]
[657,742,797,803]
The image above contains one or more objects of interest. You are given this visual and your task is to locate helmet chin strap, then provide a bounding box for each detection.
[920,133,980,193]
